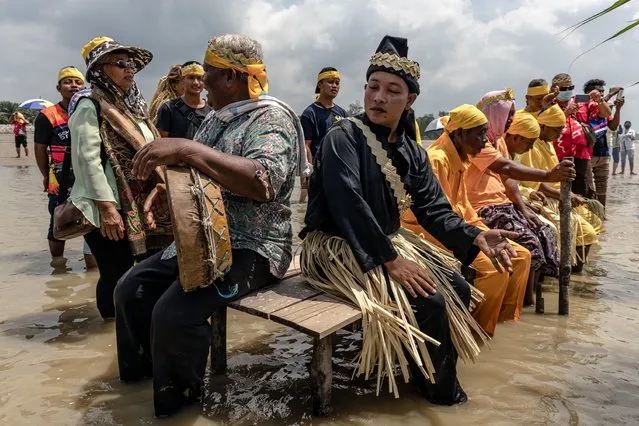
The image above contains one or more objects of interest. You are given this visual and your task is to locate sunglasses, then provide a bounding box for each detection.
[558,85,575,92]
[108,59,137,70]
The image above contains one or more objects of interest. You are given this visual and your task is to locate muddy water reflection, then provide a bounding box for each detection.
[1,141,638,425]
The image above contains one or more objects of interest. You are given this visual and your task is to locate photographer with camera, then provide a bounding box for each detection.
[581,79,624,206]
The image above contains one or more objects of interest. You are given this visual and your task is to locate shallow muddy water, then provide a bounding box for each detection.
[1,138,638,425]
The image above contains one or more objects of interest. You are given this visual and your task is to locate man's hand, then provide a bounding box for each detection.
[589,90,603,103]
[384,257,437,298]
[543,88,559,107]
[473,230,520,274]
[614,97,625,110]
[571,194,586,208]
[132,138,188,180]
[529,191,548,206]
[608,87,623,99]
[42,176,49,192]
[547,159,576,182]
[143,183,166,230]
[98,201,124,241]
[522,207,543,228]
[565,101,579,116]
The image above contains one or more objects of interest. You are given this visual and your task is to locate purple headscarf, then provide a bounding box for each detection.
[477,89,515,143]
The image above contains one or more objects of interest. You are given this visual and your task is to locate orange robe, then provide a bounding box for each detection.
[402,134,531,335]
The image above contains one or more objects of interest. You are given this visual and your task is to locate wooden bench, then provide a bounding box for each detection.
[209,273,361,416]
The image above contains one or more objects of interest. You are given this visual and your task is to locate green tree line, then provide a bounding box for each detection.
[0,101,38,124]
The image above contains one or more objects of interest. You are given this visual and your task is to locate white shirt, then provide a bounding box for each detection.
[620,127,636,151]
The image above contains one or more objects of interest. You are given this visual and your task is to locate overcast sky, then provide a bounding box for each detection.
[2,0,639,123]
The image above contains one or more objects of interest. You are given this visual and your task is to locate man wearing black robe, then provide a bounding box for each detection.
[301,35,518,405]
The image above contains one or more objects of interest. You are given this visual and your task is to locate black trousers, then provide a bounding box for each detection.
[407,271,471,405]
[572,158,591,197]
[84,229,134,319]
[114,248,275,416]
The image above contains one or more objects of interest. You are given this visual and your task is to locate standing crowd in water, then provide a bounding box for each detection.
[15,31,630,418]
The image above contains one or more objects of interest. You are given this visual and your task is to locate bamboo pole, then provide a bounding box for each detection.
[558,156,574,315]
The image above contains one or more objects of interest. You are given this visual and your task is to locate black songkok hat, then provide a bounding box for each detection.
[366,35,420,95]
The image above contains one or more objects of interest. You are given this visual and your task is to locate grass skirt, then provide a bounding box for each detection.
[300,228,489,397]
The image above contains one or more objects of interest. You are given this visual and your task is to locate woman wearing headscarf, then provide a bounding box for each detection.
[149,64,183,124]
[68,37,173,320]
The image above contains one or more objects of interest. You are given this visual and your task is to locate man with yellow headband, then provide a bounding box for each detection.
[518,104,602,272]
[299,67,347,202]
[115,34,304,418]
[34,66,92,268]
[522,79,557,117]
[402,104,532,336]
[156,60,211,139]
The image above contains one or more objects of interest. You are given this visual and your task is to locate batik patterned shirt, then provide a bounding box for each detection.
[162,103,298,279]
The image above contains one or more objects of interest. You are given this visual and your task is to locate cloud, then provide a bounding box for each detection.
[1,0,638,121]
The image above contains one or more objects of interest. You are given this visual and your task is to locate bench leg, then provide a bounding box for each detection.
[210,306,227,375]
[310,334,333,416]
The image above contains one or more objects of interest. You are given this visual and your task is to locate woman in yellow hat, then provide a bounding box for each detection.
[67,37,172,320]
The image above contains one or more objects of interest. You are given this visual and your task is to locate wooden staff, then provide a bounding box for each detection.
[558,156,574,315]
[535,275,544,314]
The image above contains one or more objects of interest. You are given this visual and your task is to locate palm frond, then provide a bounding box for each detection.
[559,0,632,39]
[569,19,639,70]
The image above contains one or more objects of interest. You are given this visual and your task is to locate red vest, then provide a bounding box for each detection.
[40,104,70,195]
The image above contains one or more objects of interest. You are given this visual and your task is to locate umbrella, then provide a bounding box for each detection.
[19,98,54,110]
[425,116,447,132]
[423,116,447,141]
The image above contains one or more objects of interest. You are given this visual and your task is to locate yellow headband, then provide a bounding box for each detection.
[81,36,114,61]
[317,70,340,83]
[527,85,549,97]
[537,104,566,128]
[181,63,204,77]
[507,111,540,139]
[445,104,487,133]
[204,50,267,99]
[58,67,85,83]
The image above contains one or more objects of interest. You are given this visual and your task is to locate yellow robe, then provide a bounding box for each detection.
[518,140,601,248]
[402,134,531,336]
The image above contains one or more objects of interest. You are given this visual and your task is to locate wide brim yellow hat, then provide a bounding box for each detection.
[81,36,153,78]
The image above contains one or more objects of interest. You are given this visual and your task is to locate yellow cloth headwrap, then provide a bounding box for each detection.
[445,104,487,133]
[526,85,549,97]
[507,110,540,139]
[81,37,114,62]
[537,104,566,128]
[58,67,85,83]
[204,50,268,99]
[12,112,26,123]
[181,63,204,77]
[317,70,340,83]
